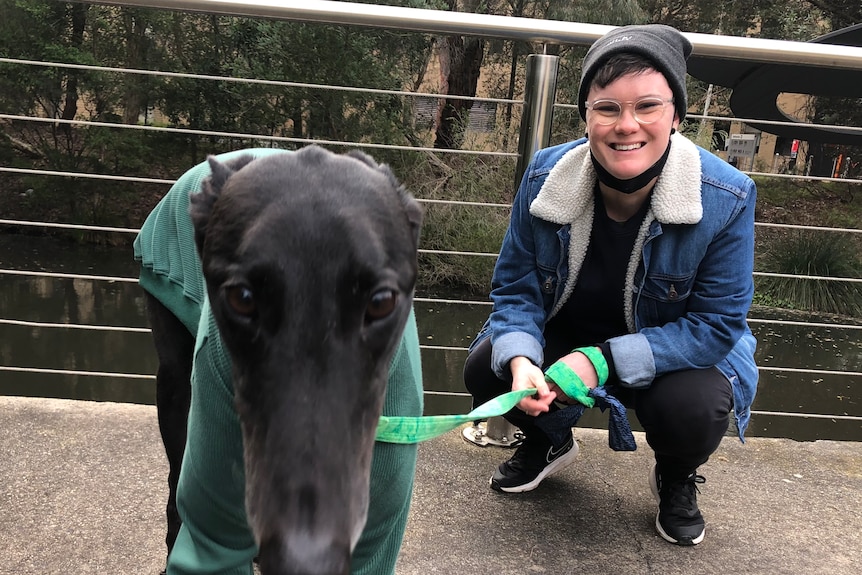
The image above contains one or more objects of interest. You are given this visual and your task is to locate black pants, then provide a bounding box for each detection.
[463,337,733,477]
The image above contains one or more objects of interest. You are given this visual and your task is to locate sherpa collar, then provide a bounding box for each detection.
[530,132,702,225]
[529,132,703,327]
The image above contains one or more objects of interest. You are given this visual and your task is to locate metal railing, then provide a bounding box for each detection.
[1,0,861,441]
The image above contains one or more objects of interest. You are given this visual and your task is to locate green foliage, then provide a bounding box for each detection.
[0,0,438,231]
[756,231,862,317]
[386,150,515,293]
[754,177,862,317]
[549,0,647,114]
[134,2,437,146]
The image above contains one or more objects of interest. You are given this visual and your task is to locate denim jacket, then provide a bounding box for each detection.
[474,133,758,439]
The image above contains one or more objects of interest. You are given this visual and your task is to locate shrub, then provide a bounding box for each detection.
[383,149,516,295]
[756,230,862,317]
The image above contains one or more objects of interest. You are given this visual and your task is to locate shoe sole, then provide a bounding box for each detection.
[490,438,579,493]
[649,464,705,546]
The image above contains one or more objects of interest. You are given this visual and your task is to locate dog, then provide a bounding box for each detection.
[135,146,424,574]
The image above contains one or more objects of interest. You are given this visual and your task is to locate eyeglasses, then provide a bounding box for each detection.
[584,97,674,126]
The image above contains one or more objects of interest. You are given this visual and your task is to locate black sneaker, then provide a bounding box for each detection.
[649,464,706,545]
[489,434,579,493]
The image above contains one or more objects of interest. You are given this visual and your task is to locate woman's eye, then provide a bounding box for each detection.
[594,103,620,114]
[226,285,256,317]
[366,289,397,321]
[636,101,661,111]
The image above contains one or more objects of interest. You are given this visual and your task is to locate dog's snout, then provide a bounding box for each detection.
[258,532,351,575]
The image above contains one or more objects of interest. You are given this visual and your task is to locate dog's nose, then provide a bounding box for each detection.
[257,533,351,575]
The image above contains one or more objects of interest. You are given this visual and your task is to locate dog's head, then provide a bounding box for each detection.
[189,146,422,575]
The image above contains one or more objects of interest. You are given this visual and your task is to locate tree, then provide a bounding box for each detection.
[433,0,486,149]
[804,0,861,29]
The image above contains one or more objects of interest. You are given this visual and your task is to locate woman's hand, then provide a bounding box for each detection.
[510,356,556,417]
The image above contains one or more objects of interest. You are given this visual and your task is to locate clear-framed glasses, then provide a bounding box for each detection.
[584,97,674,126]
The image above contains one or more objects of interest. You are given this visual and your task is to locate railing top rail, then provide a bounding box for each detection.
[81,0,862,70]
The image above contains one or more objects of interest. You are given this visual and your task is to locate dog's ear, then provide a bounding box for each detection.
[189,154,255,256]
[346,150,423,245]
[398,186,424,247]
[344,149,377,168]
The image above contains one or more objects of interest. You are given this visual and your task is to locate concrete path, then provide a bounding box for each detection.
[2,396,860,575]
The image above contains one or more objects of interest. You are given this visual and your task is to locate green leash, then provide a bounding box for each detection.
[375,388,534,444]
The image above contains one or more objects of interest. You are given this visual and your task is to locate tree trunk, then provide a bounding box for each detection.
[60,3,87,129]
[502,0,527,150]
[122,10,149,124]
[433,1,485,149]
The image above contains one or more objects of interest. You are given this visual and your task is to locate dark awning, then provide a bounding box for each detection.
[687,24,862,145]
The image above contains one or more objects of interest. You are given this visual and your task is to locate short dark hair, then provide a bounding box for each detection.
[590,53,659,91]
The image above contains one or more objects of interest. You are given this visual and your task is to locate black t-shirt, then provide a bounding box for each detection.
[544,185,649,355]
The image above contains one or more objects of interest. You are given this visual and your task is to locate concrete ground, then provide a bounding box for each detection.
[2,396,860,575]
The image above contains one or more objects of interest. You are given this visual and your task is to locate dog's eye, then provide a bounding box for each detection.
[366,289,397,321]
[226,285,256,317]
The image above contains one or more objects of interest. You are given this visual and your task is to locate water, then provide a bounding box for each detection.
[1,234,860,441]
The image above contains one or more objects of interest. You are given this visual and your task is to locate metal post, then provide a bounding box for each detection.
[463,50,560,449]
[513,51,560,187]
[462,416,524,448]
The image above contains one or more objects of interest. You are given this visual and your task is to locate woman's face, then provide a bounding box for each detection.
[586,69,679,181]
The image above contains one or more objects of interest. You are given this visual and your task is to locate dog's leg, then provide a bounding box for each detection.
[145,293,193,562]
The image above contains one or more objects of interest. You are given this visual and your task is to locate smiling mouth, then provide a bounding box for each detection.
[611,143,644,151]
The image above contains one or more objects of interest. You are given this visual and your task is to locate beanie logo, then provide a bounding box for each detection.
[604,35,632,47]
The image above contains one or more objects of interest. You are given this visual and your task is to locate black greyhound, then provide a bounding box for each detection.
[139,146,423,574]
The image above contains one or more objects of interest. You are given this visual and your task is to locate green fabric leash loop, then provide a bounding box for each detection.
[375,388,535,444]
[573,346,609,386]
[544,362,594,409]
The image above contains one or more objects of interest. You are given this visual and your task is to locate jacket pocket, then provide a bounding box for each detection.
[637,271,695,325]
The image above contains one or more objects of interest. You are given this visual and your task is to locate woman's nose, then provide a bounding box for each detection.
[615,106,640,132]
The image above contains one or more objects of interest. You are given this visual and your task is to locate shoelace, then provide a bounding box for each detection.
[664,474,706,512]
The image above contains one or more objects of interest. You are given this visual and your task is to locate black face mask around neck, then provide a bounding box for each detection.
[590,138,673,194]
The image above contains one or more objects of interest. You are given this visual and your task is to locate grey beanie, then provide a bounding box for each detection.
[578,24,692,123]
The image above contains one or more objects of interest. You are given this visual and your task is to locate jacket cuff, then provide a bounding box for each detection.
[606,333,656,389]
[491,331,544,381]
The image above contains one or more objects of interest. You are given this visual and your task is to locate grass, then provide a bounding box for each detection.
[754,176,862,317]
[756,230,862,317]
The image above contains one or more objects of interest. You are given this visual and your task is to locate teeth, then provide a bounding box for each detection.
[613,143,643,151]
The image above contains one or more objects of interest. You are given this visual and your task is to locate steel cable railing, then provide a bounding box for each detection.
[0,56,523,107]
[2,0,861,439]
[0,113,519,158]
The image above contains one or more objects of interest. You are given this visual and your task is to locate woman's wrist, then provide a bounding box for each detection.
[572,346,609,386]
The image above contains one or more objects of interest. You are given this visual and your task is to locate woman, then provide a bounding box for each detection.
[464,24,758,547]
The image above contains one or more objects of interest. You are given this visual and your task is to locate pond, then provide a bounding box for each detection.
[1,234,859,442]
